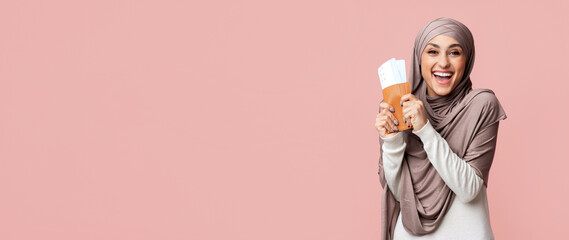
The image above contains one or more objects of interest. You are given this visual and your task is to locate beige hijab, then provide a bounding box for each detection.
[378,17,507,239]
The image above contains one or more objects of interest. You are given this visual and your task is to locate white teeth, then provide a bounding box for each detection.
[434,72,453,77]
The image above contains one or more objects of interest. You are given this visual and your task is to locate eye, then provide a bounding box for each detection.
[427,50,438,54]
[450,50,461,56]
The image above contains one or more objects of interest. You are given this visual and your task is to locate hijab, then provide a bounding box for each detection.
[378,17,507,239]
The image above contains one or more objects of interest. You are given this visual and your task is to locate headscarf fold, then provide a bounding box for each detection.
[378,17,507,240]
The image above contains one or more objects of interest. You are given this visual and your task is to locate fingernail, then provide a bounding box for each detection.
[390,107,395,112]
[400,101,403,106]
[403,117,406,123]
[394,126,399,131]
[394,120,399,126]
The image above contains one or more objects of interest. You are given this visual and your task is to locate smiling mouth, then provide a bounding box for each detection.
[433,72,453,85]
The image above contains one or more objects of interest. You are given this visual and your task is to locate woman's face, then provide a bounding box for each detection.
[420,35,467,97]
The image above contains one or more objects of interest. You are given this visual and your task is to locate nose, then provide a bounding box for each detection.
[437,55,450,69]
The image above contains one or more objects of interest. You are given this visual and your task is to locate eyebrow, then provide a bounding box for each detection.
[427,43,463,49]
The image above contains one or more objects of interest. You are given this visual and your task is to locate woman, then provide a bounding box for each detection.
[375,17,506,239]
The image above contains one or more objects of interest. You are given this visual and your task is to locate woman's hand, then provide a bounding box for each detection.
[375,102,399,138]
[401,93,428,131]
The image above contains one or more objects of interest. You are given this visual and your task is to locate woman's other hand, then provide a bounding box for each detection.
[375,102,399,138]
[401,93,428,131]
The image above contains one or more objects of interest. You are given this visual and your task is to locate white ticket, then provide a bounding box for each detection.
[377,58,407,89]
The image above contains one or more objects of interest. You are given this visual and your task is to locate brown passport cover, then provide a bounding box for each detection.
[382,82,411,132]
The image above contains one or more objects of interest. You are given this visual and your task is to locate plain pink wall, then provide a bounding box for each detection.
[0,0,567,239]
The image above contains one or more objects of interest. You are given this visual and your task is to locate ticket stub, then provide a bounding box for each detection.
[377,58,406,89]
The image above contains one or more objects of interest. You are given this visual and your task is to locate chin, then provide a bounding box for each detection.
[433,86,453,96]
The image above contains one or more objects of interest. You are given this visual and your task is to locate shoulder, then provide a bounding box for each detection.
[464,89,507,126]
[464,89,502,112]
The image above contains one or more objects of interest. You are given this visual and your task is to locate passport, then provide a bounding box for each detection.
[377,58,411,132]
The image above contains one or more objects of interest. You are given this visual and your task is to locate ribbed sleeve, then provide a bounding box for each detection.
[379,133,406,201]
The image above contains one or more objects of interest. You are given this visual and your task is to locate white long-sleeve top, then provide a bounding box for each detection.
[381,120,495,240]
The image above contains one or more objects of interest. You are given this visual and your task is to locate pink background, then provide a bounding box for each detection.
[0,0,568,239]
